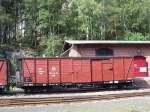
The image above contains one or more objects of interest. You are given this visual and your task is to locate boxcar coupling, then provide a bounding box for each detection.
[17,56,148,92]
[0,59,8,92]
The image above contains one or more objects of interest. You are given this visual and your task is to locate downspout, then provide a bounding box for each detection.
[60,44,73,57]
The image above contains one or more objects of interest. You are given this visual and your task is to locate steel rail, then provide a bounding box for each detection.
[1,91,150,107]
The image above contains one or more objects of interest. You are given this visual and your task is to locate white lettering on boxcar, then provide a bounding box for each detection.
[140,67,147,72]
[38,68,45,75]
[49,66,59,76]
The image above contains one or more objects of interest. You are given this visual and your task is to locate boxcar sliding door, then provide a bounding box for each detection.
[102,59,113,81]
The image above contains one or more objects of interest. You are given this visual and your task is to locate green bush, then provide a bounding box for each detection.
[130,109,138,112]
[38,36,64,57]
[119,32,150,41]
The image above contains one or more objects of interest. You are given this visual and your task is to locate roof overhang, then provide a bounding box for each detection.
[65,40,150,45]
[63,40,150,51]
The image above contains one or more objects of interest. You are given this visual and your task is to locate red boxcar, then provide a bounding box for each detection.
[18,56,148,91]
[133,56,148,77]
[0,59,8,91]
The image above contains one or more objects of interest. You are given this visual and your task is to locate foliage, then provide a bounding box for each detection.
[1,0,150,56]
[38,36,64,57]
[9,78,16,89]
[10,58,17,75]
[119,32,150,41]
[129,109,139,112]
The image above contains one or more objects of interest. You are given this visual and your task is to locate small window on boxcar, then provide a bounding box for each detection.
[96,48,113,56]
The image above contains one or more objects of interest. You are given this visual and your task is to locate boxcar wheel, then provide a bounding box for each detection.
[0,88,3,93]
[24,89,31,93]
[117,85,124,89]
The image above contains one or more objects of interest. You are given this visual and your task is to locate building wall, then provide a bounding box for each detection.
[68,44,150,76]
[69,45,81,57]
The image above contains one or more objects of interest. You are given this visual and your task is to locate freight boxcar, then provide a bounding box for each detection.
[17,56,148,92]
[0,59,8,92]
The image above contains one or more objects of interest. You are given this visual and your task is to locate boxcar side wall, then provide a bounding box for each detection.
[20,57,137,88]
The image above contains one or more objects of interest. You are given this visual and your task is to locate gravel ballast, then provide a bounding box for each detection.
[1,88,150,99]
[0,96,150,112]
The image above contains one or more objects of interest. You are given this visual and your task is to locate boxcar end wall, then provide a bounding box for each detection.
[0,59,7,90]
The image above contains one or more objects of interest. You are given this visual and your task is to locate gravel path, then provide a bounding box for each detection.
[0,96,150,112]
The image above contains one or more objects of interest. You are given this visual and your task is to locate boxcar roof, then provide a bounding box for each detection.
[19,56,133,60]
[65,40,150,45]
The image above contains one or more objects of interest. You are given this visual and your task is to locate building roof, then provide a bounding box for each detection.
[65,40,150,45]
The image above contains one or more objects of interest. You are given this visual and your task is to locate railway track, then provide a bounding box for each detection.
[1,91,150,107]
